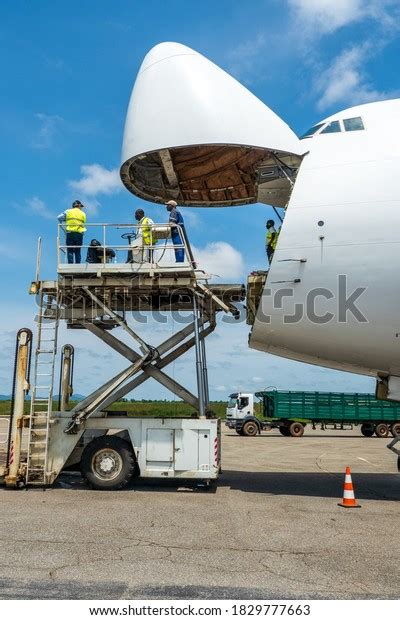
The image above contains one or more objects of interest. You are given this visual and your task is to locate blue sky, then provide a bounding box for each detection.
[1,0,399,399]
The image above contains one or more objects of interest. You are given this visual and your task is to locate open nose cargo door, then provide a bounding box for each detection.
[120,43,304,208]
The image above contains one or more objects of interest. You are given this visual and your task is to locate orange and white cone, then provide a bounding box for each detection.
[338,467,361,508]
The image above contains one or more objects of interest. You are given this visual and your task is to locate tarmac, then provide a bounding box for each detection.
[0,427,399,600]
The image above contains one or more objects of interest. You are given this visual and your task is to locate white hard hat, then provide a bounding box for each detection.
[165,200,177,207]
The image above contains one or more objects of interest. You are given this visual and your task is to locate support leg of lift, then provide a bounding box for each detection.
[193,295,206,418]
[59,344,74,411]
[5,329,32,487]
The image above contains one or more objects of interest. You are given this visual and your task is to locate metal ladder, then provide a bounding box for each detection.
[26,288,60,485]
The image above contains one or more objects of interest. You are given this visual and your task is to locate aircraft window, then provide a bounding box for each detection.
[320,120,341,134]
[300,123,325,138]
[343,116,364,131]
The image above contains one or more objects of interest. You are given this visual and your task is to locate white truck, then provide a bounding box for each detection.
[225,392,265,436]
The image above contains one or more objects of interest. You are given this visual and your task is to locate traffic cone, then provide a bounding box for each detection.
[338,467,361,508]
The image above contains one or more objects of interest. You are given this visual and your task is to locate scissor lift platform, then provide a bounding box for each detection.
[4,229,245,489]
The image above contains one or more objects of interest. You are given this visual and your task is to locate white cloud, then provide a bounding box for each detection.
[69,164,121,214]
[214,385,227,393]
[288,0,398,36]
[287,1,400,112]
[192,242,245,279]
[26,196,55,220]
[181,208,202,228]
[32,113,63,149]
[69,164,121,196]
[288,0,363,34]
[227,33,267,82]
[315,43,392,110]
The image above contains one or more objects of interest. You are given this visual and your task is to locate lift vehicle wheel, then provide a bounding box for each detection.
[288,422,305,437]
[279,426,290,436]
[242,420,259,437]
[360,423,375,437]
[81,435,137,490]
[390,422,400,437]
[374,423,389,438]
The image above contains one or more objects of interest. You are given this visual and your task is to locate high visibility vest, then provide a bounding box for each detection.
[66,208,86,233]
[139,217,153,245]
[266,228,279,251]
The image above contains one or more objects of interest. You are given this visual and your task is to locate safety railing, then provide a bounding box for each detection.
[57,223,196,269]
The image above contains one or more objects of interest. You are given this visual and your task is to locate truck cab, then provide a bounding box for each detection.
[226,392,261,436]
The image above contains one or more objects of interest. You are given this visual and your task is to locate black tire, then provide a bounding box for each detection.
[236,428,244,435]
[279,426,290,436]
[375,423,389,438]
[360,423,375,437]
[81,435,136,490]
[242,420,259,437]
[288,422,305,438]
[390,422,400,437]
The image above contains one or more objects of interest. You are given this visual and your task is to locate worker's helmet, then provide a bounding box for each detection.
[165,200,177,212]
[135,208,144,221]
[266,219,275,228]
[72,200,84,208]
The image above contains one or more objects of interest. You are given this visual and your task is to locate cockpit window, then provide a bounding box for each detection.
[320,120,341,134]
[300,123,325,139]
[343,116,364,131]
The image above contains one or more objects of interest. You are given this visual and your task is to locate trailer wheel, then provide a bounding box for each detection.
[279,426,290,436]
[242,420,259,437]
[288,422,304,437]
[360,423,375,437]
[390,422,400,437]
[374,423,389,438]
[81,435,136,490]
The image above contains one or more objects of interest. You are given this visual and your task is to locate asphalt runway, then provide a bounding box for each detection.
[0,428,399,600]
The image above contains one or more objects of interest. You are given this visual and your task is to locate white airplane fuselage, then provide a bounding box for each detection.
[251,99,400,385]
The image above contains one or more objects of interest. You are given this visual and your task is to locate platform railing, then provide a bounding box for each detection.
[57,222,194,268]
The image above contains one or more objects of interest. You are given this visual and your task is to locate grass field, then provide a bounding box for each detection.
[0,400,228,418]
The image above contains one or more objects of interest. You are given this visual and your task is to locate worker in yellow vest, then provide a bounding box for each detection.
[57,200,87,264]
[135,208,155,263]
[266,219,280,264]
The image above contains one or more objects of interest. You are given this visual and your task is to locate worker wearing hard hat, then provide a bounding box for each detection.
[135,208,155,263]
[266,219,280,263]
[166,200,185,262]
[57,200,87,264]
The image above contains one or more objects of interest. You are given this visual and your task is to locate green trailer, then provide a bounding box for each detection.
[255,390,400,438]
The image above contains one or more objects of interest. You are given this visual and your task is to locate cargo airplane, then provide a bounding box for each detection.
[120,42,400,402]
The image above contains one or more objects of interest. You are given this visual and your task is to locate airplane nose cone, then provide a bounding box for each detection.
[120,42,303,207]
[138,41,199,73]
